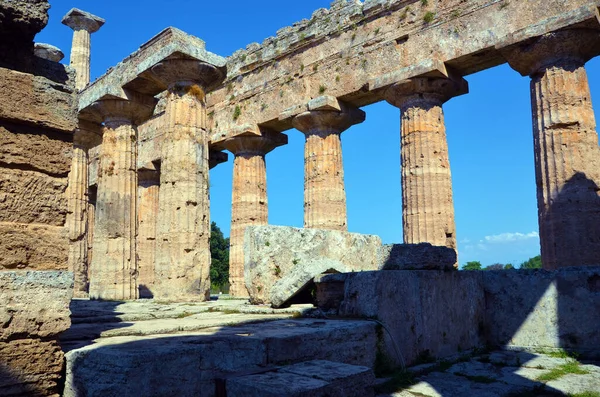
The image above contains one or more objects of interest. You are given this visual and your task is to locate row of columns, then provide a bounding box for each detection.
[66,22,600,300]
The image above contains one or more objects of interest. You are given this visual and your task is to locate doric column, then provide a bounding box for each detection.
[62,8,105,90]
[88,99,153,300]
[500,29,600,270]
[219,130,287,297]
[137,168,160,298]
[386,77,467,257]
[292,96,365,230]
[67,122,101,298]
[149,59,225,301]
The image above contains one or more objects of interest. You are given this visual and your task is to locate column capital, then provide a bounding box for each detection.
[292,96,365,135]
[385,76,468,110]
[499,29,600,77]
[62,8,105,33]
[220,129,288,156]
[149,58,226,91]
[90,98,155,127]
[209,150,229,169]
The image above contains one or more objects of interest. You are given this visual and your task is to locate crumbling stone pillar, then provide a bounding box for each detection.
[62,8,105,90]
[293,97,365,230]
[88,99,152,300]
[137,168,160,298]
[500,29,600,269]
[386,77,467,258]
[220,130,287,297]
[67,121,100,298]
[149,59,224,301]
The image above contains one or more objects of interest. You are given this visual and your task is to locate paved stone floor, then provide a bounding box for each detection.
[377,350,600,397]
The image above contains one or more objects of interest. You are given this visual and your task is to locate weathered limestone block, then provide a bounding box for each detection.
[0,168,68,226]
[323,270,485,366]
[0,0,49,50]
[0,271,73,397]
[34,43,64,62]
[292,97,365,231]
[0,67,76,132]
[150,58,225,301]
[218,130,287,298]
[0,222,68,270]
[244,225,381,307]
[379,243,458,270]
[0,124,72,175]
[137,170,159,298]
[386,77,467,259]
[483,267,600,352]
[500,29,600,270]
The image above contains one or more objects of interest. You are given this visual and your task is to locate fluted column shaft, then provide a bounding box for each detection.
[67,131,89,298]
[401,100,455,249]
[293,100,365,231]
[387,78,466,259]
[304,129,347,230]
[502,29,600,269]
[89,116,138,300]
[70,29,90,90]
[137,170,159,298]
[220,132,287,297]
[154,83,211,301]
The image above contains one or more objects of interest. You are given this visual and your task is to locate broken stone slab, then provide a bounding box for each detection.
[227,360,374,397]
[244,225,381,307]
[34,43,64,62]
[379,243,457,270]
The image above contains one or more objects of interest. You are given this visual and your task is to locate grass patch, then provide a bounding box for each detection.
[423,11,435,23]
[222,308,241,315]
[176,311,194,318]
[536,360,589,382]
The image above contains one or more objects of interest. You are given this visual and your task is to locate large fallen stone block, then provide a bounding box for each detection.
[244,226,381,307]
[0,271,73,396]
[379,243,457,270]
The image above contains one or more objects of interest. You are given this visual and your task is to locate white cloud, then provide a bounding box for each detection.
[484,231,539,243]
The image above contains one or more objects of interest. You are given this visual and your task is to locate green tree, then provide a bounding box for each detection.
[504,263,515,270]
[484,263,504,271]
[520,255,542,269]
[462,261,482,270]
[210,222,230,290]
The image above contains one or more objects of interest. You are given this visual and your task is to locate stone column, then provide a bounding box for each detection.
[67,123,100,298]
[220,131,287,297]
[149,59,224,301]
[500,29,600,269]
[293,97,365,230]
[386,77,467,256]
[88,99,152,300]
[62,8,105,90]
[137,168,160,298]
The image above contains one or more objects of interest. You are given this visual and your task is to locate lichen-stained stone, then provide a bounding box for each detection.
[386,77,467,262]
[0,271,72,397]
[244,225,381,307]
[499,29,600,269]
[218,130,287,298]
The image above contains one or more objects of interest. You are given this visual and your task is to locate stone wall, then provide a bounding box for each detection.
[0,271,73,397]
[0,0,77,272]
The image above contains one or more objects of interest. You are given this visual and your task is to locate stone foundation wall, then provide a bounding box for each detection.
[0,271,73,397]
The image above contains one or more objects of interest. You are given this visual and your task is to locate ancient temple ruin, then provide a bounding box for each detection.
[61,0,600,300]
[2,0,600,395]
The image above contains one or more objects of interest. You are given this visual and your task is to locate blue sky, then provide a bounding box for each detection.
[37,1,600,268]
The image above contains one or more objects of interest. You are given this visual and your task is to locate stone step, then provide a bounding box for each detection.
[63,319,377,397]
[225,360,375,397]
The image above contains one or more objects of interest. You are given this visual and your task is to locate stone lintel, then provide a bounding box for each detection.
[498,28,600,76]
[79,28,226,112]
[368,59,449,92]
[386,75,469,109]
[61,8,105,33]
[292,100,366,135]
[211,123,262,146]
[219,130,288,156]
[209,150,229,169]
